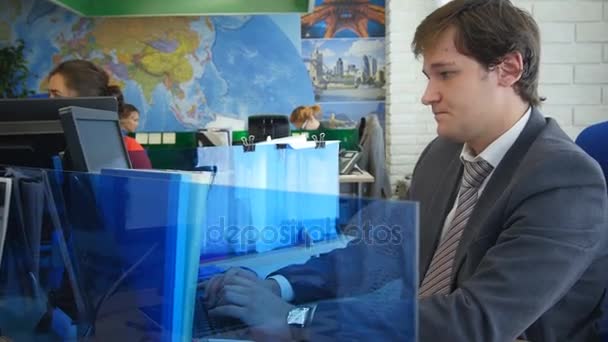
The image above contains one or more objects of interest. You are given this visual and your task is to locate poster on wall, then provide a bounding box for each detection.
[302,0,386,39]
[302,38,385,102]
[316,101,385,129]
[1,0,314,132]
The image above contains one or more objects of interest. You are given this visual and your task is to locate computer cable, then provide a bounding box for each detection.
[82,242,159,340]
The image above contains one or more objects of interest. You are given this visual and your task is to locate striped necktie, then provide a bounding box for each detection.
[419,158,494,297]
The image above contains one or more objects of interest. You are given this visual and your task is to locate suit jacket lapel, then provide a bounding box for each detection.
[451,108,547,282]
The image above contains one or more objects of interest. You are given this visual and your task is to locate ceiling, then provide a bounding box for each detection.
[48,0,314,17]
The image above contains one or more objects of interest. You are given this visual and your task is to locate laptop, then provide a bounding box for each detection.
[139,287,248,339]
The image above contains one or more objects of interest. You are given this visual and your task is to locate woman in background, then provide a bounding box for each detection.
[48,59,123,100]
[48,59,151,169]
[289,104,322,130]
[120,103,140,133]
[118,103,152,168]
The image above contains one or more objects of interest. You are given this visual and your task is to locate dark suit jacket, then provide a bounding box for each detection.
[272,109,608,341]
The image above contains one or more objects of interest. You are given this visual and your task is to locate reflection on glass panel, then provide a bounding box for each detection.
[0,167,417,341]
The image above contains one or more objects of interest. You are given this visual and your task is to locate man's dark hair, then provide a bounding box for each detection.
[412,0,544,106]
[48,59,125,112]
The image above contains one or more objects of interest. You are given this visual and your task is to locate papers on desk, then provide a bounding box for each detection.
[256,135,324,150]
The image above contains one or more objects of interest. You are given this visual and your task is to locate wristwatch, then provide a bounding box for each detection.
[286,305,315,328]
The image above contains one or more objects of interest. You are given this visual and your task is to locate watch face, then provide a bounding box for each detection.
[287,307,310,326]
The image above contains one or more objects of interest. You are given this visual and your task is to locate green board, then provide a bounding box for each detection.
[48,0,312,16]
[131,129,359,170]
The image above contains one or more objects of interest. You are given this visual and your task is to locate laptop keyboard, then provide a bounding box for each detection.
[193,292,248,338]
[139,292,247,338]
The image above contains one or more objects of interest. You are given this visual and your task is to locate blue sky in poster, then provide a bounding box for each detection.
[304,0,386,38]
[301,38,385,70]
[319,101,385,128]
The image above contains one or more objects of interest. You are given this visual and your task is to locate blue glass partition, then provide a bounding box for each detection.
[0,167,418,341]
[198,142,341,253]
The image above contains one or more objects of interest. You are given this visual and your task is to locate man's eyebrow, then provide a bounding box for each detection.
[422,62,457,77]
[429,62,456,69]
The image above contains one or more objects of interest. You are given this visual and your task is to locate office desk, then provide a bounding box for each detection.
[201,237,351,278]
[339,170,374,197]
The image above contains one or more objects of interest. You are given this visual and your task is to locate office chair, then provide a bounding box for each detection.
[247,115,290,143]
[575,120,608,341]
[576,120,608,186]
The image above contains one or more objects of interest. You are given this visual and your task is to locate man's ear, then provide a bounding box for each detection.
[497,51,524,87]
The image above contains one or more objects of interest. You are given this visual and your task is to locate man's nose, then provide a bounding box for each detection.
[421,82,440,105]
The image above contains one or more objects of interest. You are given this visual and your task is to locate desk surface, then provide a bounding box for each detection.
[201,237,351,278]
[339,170,374,184]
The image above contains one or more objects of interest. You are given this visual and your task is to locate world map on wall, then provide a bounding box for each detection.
[0,0,314,131]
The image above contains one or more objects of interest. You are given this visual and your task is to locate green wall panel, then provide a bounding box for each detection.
[48,0,88,15]
[48,0,311,16]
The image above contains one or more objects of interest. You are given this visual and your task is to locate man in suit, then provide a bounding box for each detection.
[204,0,608,341]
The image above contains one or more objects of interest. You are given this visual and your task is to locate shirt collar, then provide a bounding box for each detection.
[461,106,532,168]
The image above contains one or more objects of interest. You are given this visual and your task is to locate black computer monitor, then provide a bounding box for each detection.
[247,115,290,143]
[0,97,119,169]
[59,106,132,173]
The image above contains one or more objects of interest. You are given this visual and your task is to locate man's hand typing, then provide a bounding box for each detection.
[202,267,281,309]
[205,270,296,341]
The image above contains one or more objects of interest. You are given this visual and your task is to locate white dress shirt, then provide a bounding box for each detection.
[439,107,530,239]
[271,107,532,302]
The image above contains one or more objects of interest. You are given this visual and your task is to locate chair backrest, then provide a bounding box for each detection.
[576,121,608,187]
[247,115,290,143]
[575,121,608,341]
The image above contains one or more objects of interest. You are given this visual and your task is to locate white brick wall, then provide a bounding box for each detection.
[574,105,608,125]
[575,64,608,83]
[385,0,608,190]
[540,23,575,43]
[534,2,603,22]
[385,0,436,185]
[541,64,574,84]
[577,22,608,41]
[542,43,603,63]
[540,85,602,104]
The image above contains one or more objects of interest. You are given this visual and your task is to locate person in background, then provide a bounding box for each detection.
[289,104,322,130]
[120,103,140,134]
[119,103,152,169]
[48,59,151,169]
[48,59,123,101]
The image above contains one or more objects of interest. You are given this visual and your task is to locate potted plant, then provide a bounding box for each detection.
[0,39,34,98]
